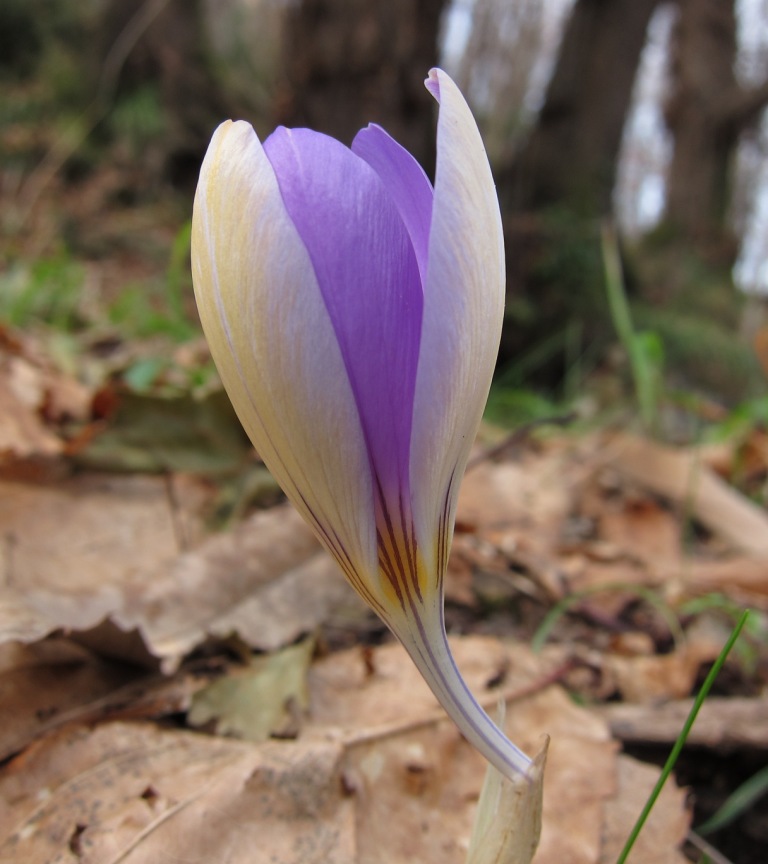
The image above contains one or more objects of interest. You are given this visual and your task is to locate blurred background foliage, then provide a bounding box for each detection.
[2,0,768,431]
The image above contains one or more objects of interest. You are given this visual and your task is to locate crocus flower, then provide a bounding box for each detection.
[192,68,532,780]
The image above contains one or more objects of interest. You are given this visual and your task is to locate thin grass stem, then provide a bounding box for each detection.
[614,610,750,864]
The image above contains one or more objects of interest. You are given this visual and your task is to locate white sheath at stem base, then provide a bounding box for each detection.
[466,731,548,864]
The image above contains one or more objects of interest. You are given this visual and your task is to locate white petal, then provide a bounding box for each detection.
[192,121,378,595]
[410,70,505,577]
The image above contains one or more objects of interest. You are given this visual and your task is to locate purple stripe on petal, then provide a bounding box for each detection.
[352,124,433,285]
[263,127,423,508]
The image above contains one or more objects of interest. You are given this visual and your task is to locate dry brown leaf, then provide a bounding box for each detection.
[312,641,610,864]
[0,374,61,462]
[0,635,215,762]
[308,635,565,734]
[0,636,690,864]
[0,475,353,666]
[0,722,355,864]
[600,756,690,864]
[598,495,683,569]
[0,332,92,468]
[0,474,180,643]
[523,688,618,864]
[311,637,688,864]
[603,639,721,704]
[124,516,340,665]
[0,639,146,762]
[458,456,573,539]
[680,556,768,607]
[453,456,576,605]
[562,557,658,618]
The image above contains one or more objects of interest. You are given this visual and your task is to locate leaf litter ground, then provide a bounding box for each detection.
[0,323,767,863]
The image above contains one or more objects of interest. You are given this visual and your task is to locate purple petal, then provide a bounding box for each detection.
[263,127,423,510]
[424,73,440,101]
[352,124,433,285]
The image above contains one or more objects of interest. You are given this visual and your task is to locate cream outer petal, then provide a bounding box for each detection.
[191,120,378,589]
[410,70,505,577]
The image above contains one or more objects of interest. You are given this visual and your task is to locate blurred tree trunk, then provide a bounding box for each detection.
[98,0,232,185]
[453,0,544,166]
[277,0,446,173]
[496,0,661,376]
[664,0,768,264]
[511,0,661,216]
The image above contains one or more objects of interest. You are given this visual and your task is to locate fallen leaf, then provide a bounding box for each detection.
[603,639,721,704]
[0,374,61,462]
[118,510,337,666]
[0,477,347,667]
[0,329,93,468]
[0,474,180,643]
[599,756,689,864]
[73,389,253,475]
[458,455,573,540]
[310,637,689,864]
[0,722,355,864]
[188,637,314,741]
[0,636,690,864]
[680,556,768,607]
[597,494,683,569]
[0,639,144,761]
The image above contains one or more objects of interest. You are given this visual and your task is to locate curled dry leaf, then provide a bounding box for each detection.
[0,332,91,468]
[0,373,61,463]
[602,638,722,704]
[0,473,356,667]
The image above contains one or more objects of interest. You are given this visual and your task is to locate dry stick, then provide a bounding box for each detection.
[685,831,735,864]
[14,0,172,229]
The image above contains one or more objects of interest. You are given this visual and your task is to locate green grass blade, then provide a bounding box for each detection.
[601,221,660,432]
[615,610,750,864]
[697,763,768,835]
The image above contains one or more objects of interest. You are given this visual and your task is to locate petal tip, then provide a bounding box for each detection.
[425,68,441,101]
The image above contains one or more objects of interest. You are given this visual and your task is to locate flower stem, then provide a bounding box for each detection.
[397,609,533,781]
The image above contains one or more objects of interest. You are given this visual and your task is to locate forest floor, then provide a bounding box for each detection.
[1,151,767,864]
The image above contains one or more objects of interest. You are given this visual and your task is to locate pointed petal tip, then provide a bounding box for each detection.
[425,67,441,100]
